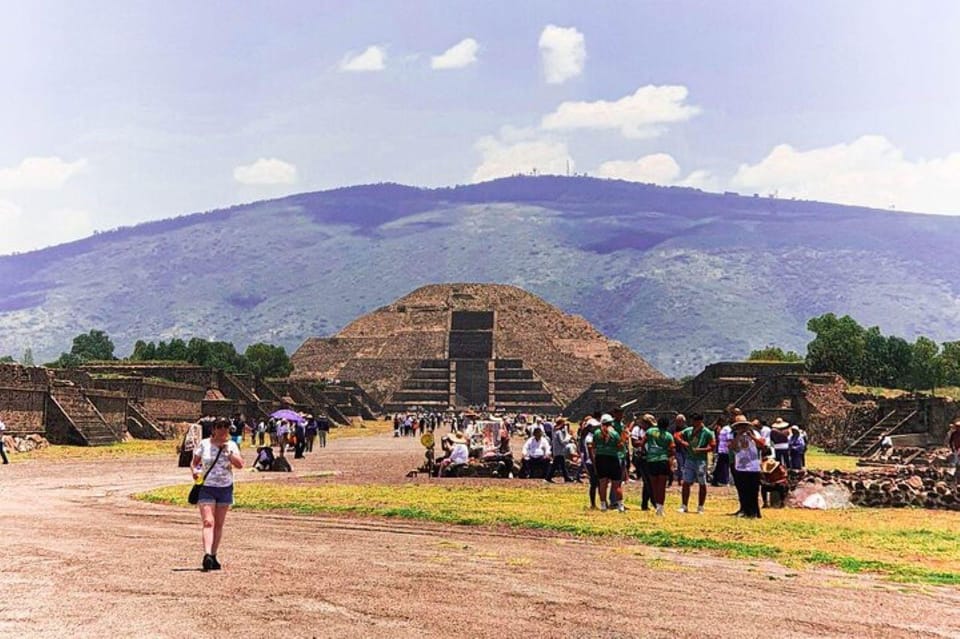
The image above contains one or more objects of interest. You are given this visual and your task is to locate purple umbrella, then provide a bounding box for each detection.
[271,409,306,423]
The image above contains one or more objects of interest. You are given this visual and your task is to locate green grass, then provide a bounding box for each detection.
[137,481,960,586]
[10,439,174,463]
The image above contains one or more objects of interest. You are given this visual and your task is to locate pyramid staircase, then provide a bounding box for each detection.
[48,382,122,446]
[844,408,919,457]
[386,360,451,411]
[127,401,166,440]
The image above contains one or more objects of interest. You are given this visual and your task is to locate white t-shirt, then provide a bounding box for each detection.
[194,439,240,488]
[448,443,469,465]
[733,430,762,472]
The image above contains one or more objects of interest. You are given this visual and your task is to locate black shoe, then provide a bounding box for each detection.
[202,554,214,571]
[544,478,555,483]
[210,555,222,570]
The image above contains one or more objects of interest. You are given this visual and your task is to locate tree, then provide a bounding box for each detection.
[130,340,157,361]
[0,355,15,363]
[21,348,34,366]
[747,346,804,363]
[244,343,292,378]
[909,336,944,391]
[71,329,116,361]
[883,335,914,389]
[48,352,82,368]
[805,313,866,381]
[940,341,960,387]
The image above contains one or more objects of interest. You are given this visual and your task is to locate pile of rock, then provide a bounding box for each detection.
[794,467,959,510]
[2,434,50,454]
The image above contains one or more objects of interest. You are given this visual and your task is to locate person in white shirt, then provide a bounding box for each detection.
[439,433,470,477]
[520,428,551,479]
[0,417,8,464]
[731,415,766,519]
[190,417,244,571]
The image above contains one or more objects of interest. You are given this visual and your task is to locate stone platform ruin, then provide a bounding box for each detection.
[0,362,382,446]
[291,283,664,414]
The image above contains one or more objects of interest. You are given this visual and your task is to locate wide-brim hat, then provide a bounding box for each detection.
[641,413,657,425]
[761,459,780,474]
[733,414,749,424]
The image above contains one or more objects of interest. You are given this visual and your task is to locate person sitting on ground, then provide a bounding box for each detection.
[878,434,894,461]
[520,427,552,479]
[253,446,275,471]
[439,432,469,477]
[760,452,789,508]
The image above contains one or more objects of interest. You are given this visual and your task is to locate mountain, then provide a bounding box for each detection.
[3,176,960,377]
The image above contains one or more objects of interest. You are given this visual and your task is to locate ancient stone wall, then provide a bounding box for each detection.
[0,387,47,433]
[202,399,240,418]
[85,391,128,434]
[81,364,218,389]
[142,383,205,421]
[0,364,53,387]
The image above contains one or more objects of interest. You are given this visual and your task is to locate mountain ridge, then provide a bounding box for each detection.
[3,176,960,377]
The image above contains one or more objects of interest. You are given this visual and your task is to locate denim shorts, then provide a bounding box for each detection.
[682,458,708,485]
[197,484,234,506]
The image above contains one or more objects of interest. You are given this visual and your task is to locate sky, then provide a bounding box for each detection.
[3,0,960,254]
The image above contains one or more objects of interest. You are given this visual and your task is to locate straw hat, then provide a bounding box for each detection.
[761,458,780,474]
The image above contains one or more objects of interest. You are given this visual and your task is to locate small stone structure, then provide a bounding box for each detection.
[0,362,382,446]
[796,465,959,510]
[564,362,959,456]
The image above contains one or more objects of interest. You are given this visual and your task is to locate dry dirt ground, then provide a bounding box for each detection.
[1,432,959,639]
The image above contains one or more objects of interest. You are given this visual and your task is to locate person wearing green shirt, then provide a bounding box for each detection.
[589,413,625,512]
[675,412,716,514]
[640,416,676,517]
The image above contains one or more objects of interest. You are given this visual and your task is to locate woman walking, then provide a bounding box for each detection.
[191,416,244,571]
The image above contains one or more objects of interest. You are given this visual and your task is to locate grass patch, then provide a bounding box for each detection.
[328,419,395,441]
[10,439,174,463]
[137,481,960,585]
[804,446,861,472]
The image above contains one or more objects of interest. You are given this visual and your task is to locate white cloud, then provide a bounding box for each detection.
[0,157,88,190]
[730,135,960,213]
[431,38,479,70]
[538,25,585,84]
[595,153,718,190]
[472,127,573,182]
[595,154,681,184]
[233,158,298,185]
[0,204,94,255]
[339,45,387,72]
[542,85,700,139]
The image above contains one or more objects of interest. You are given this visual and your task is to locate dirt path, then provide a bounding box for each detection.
[1,432,958,638]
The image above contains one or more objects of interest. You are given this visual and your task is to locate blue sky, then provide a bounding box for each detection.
[2,1,960,253]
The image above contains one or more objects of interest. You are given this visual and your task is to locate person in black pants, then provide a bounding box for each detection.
[731,416,765,518]
[317,416,330,448]
[293,421,306,459]
[0,417,9,464]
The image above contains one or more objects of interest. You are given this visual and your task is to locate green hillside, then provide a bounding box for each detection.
[2,176,959,377]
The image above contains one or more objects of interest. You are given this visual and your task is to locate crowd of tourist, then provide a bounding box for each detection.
[411,406,808,518]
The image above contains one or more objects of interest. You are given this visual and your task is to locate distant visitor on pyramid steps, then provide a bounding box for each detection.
[289,283,665,414]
